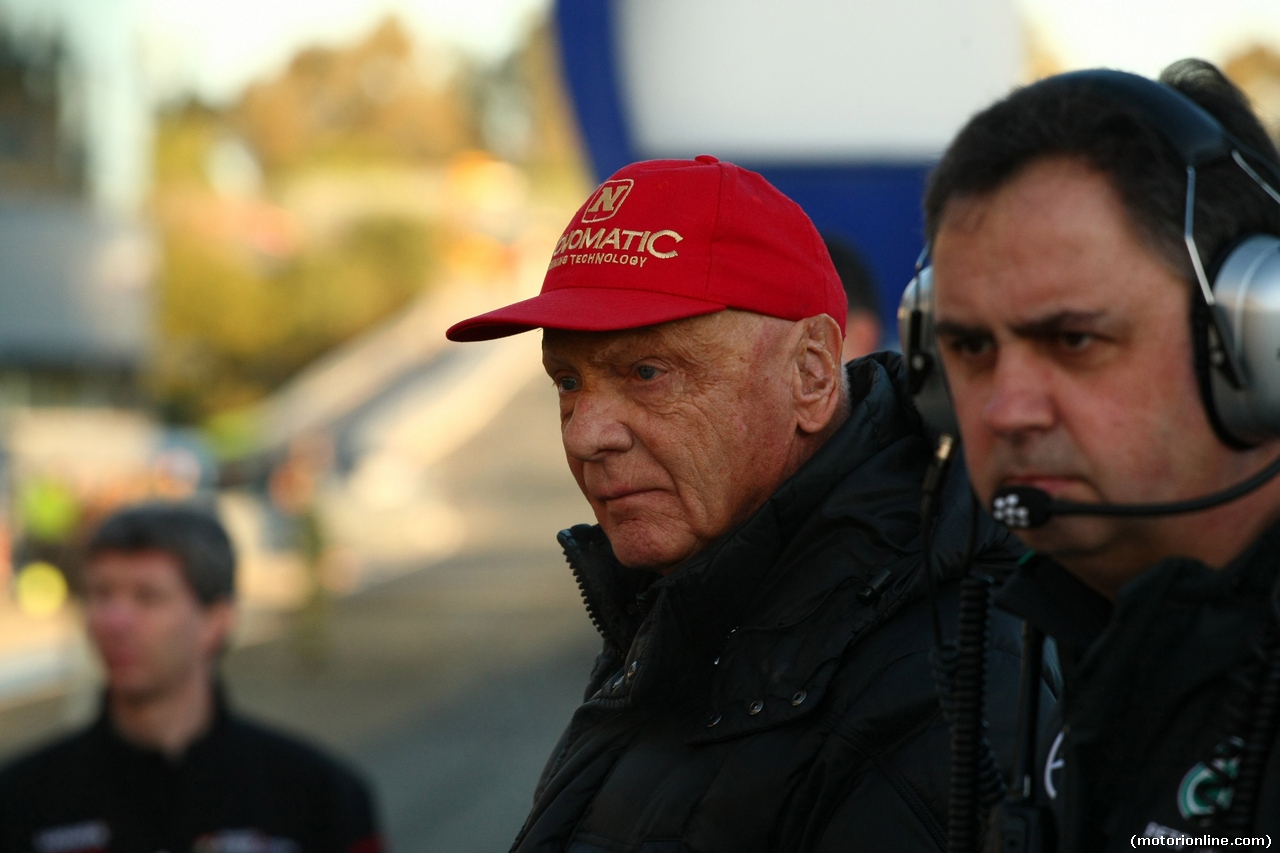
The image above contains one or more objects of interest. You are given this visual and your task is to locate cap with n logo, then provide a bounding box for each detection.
[445,155,846,342]
[580,179,633,223]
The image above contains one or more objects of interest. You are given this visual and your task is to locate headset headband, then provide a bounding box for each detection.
[1043,70,1233,167]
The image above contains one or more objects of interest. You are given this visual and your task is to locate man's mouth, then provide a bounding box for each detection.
[97,643,141,666]
[102,655,140,673]
[596,487,658,503]
[998,474,1083,496]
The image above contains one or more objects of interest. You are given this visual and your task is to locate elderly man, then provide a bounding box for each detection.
[448,156,1033,851]
[916,61,1280,849]
[0,502,382,853]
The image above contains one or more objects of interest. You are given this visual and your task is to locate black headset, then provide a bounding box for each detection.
[899,68,1280,448]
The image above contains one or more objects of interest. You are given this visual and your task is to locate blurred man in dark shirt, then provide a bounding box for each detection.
[0,502,382,853]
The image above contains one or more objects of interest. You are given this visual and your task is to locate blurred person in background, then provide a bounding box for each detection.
[446,155,1040,852]
[822,234,883,360]
[0,502,383,853]
[269,433,337,667]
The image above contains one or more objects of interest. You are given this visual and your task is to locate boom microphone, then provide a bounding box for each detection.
[990,454,1280,529]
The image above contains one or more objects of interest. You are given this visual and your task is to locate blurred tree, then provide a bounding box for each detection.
[149,16,468,426]
[479,17,587,197]
[152,206,436,423]
[235,16,479,173]
[1225,45,1280,145]
[152,99,222,190]
[0,24,82,195]
[148,12,585,433]
[508,19,582,168]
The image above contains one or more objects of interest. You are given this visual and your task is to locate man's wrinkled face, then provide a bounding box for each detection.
[85,550,229,702]
[543,310,801,574]
[931,156,1265,593]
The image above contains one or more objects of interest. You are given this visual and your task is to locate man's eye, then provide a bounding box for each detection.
[1059,331,1094,351]
[137,588,165,606]
[635,364,661,381]
[945,335,993,358]
[555,376,579,393]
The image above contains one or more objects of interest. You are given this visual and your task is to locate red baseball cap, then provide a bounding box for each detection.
[445,156,847,341]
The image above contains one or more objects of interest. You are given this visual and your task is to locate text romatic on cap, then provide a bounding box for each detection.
[445,155,846,341]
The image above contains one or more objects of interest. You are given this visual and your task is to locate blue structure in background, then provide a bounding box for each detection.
[553,0,934,338]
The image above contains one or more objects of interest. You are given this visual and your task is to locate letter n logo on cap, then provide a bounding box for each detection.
[582,179,634,223]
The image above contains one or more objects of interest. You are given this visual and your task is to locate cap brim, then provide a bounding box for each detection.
[445,287,728,342]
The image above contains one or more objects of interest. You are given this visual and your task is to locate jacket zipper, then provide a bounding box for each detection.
[562,533,620,653]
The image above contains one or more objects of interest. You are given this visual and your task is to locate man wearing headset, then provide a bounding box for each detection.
[917,59,1280,849]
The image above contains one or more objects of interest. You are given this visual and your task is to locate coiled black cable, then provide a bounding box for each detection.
[921,435,955,652]
[1222,577,1280,830]
[944,574,1009,853]
[919,435,1009,853]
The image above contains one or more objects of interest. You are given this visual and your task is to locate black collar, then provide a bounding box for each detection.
[95,681,231,763]
[996,517,1280,663]
[995,552,1113,652]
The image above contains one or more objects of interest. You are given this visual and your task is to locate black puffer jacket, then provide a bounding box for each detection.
[511,353,1045,853]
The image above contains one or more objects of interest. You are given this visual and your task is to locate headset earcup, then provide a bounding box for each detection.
[898,267,959,436]
[1190,293,1244,448]
[1206,235,1280,446]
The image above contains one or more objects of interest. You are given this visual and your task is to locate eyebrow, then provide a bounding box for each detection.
[935,310,1108,340]
[540,341,630,371]
[542,328,707,373]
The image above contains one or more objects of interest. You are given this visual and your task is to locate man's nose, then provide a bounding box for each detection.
[89,600,134,633]
[983,348,1056,439]
[561,388,633,461]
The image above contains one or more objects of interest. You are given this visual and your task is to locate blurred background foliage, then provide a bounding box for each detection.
[148,15,582,427]
[131,12,1280,431]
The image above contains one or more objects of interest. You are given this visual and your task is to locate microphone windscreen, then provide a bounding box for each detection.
[991,486,1054,529]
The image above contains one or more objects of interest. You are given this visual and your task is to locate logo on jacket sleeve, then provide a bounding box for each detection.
[33,821,110,853]
[1044,728,1065,799]
[193,830,300,853]
[581,179,633,223]
[1177,737,1242,820]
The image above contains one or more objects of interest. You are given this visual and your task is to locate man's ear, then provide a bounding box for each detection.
[201,599,236,660]
[792,314,844,435]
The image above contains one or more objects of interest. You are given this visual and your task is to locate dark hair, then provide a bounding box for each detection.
[822,234,881,317]
[87,502,235,604]
[923,59,1280,283]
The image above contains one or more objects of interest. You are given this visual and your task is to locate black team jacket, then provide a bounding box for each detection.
[0,689,382,853]
[996,535,1280,851]
[510,353,1050,853]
